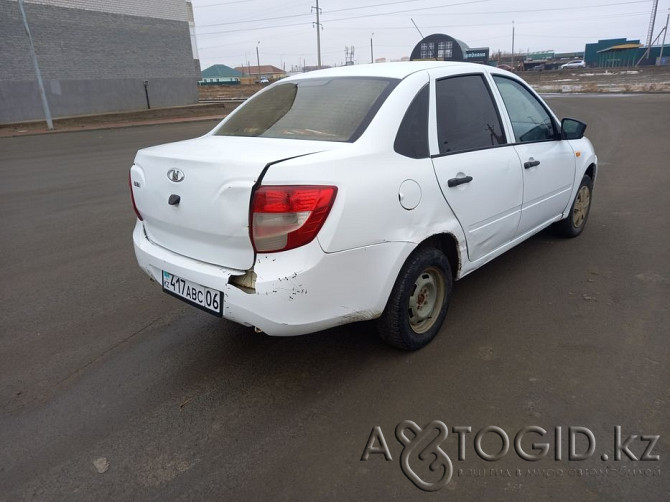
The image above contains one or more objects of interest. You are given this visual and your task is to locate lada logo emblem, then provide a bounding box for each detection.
[167,169,185,182]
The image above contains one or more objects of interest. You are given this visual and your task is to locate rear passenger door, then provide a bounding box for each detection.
[430,73,523,262]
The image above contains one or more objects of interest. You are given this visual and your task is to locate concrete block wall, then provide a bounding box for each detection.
[0,0,200,123]
[7,0,189,23]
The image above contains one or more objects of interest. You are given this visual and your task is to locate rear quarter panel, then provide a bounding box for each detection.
[258,70,467,255]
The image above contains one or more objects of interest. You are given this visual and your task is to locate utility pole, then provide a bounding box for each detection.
[639,0,660,64]
[512,21,514,69]
[344,46,355,66]
[312,0,322,68]
[637,11,668,66]
[658,11,669,65]
[646,0,660,49]
[256,41,261,82]
[370,33,374,63]
[18,0,53,130]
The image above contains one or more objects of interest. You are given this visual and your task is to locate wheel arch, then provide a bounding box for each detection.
[416,232,461,279]
[585,162,596,182]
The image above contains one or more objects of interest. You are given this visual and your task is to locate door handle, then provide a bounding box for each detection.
[524,159,541,169]
[447,175,473,187]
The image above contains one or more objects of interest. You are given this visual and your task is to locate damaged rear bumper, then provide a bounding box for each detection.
[133,221,413,336]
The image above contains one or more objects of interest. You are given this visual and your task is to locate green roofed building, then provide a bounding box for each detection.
[585,37,670,67]
[585,38,633,66]
[199,65,243,85]
[596,43,643,67]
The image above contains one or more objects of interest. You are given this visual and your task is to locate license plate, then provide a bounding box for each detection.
[162,271,223,317]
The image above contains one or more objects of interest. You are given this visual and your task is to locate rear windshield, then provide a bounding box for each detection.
[215,77,399,142]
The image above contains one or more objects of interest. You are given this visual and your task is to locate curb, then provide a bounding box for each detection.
[0,114,224,139]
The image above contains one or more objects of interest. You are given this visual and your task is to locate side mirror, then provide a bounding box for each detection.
[561,118,587,140]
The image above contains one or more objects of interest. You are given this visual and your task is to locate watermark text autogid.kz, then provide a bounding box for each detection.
[361,422,660,491]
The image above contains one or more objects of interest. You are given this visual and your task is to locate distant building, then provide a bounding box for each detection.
[199,65,243,85]
[234,65,286,82]
[521,50,585,71]
[585,38,638,66]
[587,38,670,67]
[410,34,489,64]
[0,0,201,124]
[302,65,332,72]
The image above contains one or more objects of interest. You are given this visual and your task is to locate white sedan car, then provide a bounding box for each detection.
[130,62,597,350]
[560,60,586,69]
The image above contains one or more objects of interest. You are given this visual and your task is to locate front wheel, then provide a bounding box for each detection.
[555,174,593,238]
[377,247,452,351]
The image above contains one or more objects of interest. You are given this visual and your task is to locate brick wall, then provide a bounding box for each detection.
[0,0,199,122]
[5,0,188,21]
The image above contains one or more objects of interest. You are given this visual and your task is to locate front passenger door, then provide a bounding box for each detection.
[492,76,576,235]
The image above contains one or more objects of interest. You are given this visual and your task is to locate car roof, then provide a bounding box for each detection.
[286,61,481,81]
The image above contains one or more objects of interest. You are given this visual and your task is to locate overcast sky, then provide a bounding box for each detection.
[191,0,670,70]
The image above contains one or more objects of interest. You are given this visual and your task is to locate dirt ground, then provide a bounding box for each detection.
[198,83,265,100]
[521,64,670,93]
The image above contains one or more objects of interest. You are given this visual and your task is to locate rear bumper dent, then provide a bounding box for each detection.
[133,221,413,336]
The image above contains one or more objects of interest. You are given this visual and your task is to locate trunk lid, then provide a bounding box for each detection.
[130,135,337,270]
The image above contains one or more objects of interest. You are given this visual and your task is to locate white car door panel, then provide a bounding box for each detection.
[429,72,523,262]
[513,141,576,232]
[491,75,576,234]
[432,148,522,261]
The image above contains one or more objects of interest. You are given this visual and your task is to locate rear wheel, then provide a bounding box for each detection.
[555,174,593,238]
[377,247,452,351]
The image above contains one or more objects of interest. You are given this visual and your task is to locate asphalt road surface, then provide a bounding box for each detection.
[1,95,669,500]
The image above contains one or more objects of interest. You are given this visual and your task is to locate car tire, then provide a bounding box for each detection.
[377,247,452,350]
[555,174,593,238]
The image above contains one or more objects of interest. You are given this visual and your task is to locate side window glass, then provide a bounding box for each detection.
[435,75,505,155]
[493,76,557,143]
[394,84,429,159]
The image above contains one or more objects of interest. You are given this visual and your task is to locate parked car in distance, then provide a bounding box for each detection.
[259,77,269,84]
[561,60,586,69]
[130,62,597,350]
[496,64,514,71]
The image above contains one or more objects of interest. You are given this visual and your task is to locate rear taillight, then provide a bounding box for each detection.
[251,185,337,252]
[128,170,143,221]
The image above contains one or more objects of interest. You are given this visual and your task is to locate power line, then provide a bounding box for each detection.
[325,0,651,24]
[198,7,650,40]
[195,0,264,8]
[196,12,310,29]
[196,0,651,36]
[324,9,650,30]
[198,20,308,37]
[196,0,489,30]
[197,0,490,35]
[319,0,450,15]
[195,0,444,28]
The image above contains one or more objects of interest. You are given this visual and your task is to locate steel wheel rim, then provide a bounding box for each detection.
[572,185,591,228]
[408,266,445,334]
